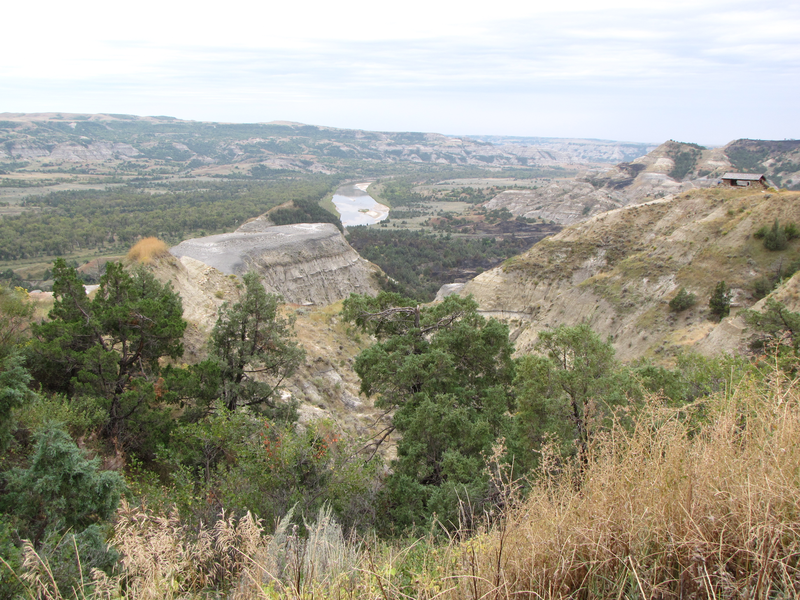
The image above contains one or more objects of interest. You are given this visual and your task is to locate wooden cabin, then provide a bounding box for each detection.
[720,173,768,188]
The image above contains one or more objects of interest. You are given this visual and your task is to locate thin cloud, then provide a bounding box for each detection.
[0,0,798,143]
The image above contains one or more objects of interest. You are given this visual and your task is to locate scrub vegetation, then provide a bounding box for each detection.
[3,254,800,597]
[5,119,800,597]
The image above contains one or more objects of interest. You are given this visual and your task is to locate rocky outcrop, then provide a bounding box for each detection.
[582,141,732,202]
[435,283,466,302]
[170,219,381,305]
[5,141,140,161]
[461,188,800,362]
[484,181,624,225]
[484,143,737,229]
[144,250,394,444]
[49,142,139,161]
[6,142,50,160]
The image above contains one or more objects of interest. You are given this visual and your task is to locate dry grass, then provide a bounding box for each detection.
[460,364,800,599]
[126,238,170,265]
[14,363,800,599]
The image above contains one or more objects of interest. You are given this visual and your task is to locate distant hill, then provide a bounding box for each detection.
[463,135,657,164]
[481,140,800,227]
[0,113,639,177]
[723,139,800,189]
[0,113,665,185]
[585,139,800,192]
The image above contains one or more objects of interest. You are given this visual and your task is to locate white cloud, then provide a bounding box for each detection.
[1,0,798,142]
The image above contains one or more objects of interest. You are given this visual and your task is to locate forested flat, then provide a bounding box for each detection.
[347,228,556,301]
[0,178,338,261]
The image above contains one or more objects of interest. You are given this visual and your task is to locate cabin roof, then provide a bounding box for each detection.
[721,173,766,181]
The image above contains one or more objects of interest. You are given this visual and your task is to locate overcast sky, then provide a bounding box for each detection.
[2,0,797,145]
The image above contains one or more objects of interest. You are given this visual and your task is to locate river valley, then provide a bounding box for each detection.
[331,182,389,226]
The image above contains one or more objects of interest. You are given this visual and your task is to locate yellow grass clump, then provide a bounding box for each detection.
[126,237,171,264]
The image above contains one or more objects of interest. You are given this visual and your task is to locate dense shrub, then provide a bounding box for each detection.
[13,363,800,600]
[752,275,777,299]
[756,219,798,251]
[126,237,170,263]
[668,287,696,312]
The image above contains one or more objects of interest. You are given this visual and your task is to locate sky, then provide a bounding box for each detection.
[1,0,798,145]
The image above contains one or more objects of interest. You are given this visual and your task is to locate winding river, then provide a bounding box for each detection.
[331,182,389,227]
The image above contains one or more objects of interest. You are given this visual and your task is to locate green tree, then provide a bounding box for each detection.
[513,324,638,468]
[210,272,304,416]
[709,281,732,321]
[742,298,800,367]
[763,218,788,251]
[0,353,34,451]
[0,284,33,361]
[0,285,36,451]
[1,423,124,545]
[631,351,751,406]
[0,423,124,594]
[161,273,303,424]
[155,410,381,532]
[27,259,186,443]
[343,292,515,530]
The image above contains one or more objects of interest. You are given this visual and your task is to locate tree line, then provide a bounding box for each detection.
[0,177,338,261]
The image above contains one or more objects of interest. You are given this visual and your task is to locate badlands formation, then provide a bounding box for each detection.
[461,188,800,361]
[170,217,380,306]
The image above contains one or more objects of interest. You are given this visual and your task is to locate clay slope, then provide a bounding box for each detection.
[586,139,800,196]
[581,140,732,200]
[482,141,728,226]
[484,181,625,225]
[461,187,800,362]
[147,245,391,448]
[170,217,381,306]
[482,139,800,227]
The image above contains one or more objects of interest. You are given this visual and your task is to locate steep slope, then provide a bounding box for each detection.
[482,141,730,225]
[170,217,381,305]
[484,181,624,225]
[481,139,800,228]
[461,187,800,361]
[147,248,393,448]
[581,140,731,199]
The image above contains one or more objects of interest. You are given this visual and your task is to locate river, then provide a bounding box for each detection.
[331,182,389,227]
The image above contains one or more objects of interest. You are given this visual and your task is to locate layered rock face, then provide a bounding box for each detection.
[170,219,380,305]
[482,142,732,228]
[4,141,139,161]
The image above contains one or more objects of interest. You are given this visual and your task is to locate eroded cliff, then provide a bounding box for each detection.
[170,219,381,306]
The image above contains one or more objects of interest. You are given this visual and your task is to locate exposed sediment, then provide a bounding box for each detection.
[170,220,380,305]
